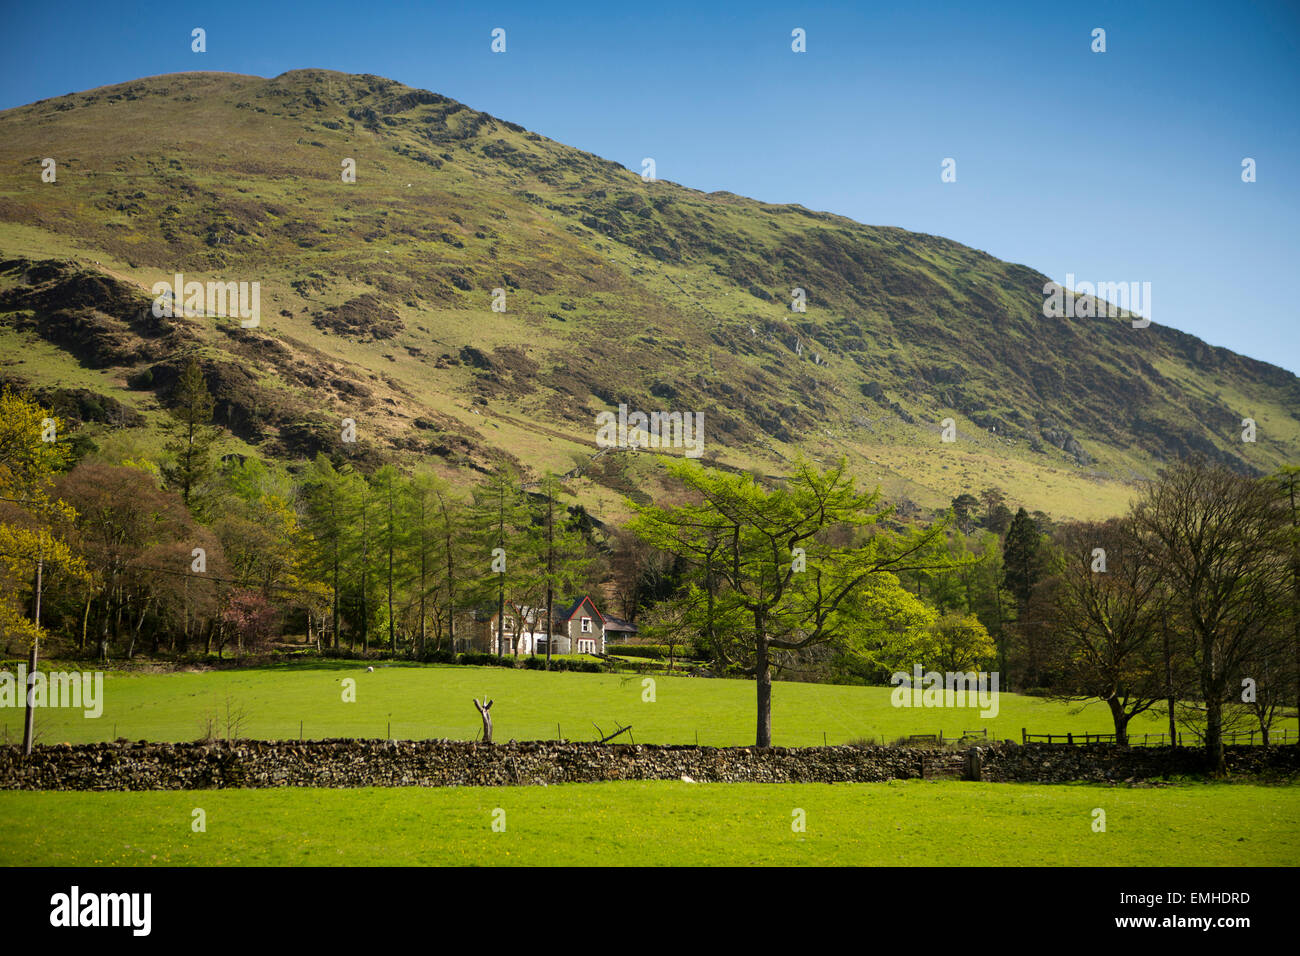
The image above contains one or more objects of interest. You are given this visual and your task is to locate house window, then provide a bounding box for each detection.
[578,639,595,654]
[581,617,592,633]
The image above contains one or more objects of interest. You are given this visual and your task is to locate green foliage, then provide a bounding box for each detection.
[607,643,676,660]
[1003,506,1045,614]
[631,455,963,744]
[916,610,998,673]
[161,358,217,516]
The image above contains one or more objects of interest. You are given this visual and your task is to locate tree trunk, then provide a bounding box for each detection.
[1289,477,1299,741]
[127,595,150,660]
[1106,696,1129,746]
[497,582,506,658]
[80,596,91,652]
[442,499,456,653]
[22,550,42,755]
[755,630,772,748]
[545,491,554,668]
[474,697,493,744]
[387,487,395,654]
[22,636,37,755]
[331,550,340,651]
[993,585,1008,689]
[361,493,370,654]
[418,549,427,660]
[1204,692,1225,775]
[1164,628,1177,744]
[545,584,553,668]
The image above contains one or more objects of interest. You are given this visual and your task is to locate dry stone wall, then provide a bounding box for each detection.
[0,739,1294,791]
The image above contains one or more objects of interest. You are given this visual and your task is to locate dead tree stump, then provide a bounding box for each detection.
[474,697,494,744]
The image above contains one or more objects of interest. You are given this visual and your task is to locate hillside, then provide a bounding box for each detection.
[1,69,1295,521]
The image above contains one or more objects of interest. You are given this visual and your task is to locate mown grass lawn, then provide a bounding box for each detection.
[0,780,1294,866]
[0,660,1190,748]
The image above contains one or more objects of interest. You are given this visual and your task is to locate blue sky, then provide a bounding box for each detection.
[2,0,1297,372]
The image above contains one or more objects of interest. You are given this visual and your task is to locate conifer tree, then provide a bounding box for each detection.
[163,357,217,514]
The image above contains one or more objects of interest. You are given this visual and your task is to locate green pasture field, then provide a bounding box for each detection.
[0,660,1190,747]
[0,780,1294,866]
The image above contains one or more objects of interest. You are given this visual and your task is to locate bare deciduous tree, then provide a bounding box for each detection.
[1041,518,1167,744]
[1132,460,1292,772]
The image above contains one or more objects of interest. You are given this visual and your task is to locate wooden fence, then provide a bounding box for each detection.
[903,728,989,746]
[1022,727,1297,746]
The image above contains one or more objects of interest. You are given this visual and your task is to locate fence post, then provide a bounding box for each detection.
[1021,727,1026,744]
[1067,733,1074,745]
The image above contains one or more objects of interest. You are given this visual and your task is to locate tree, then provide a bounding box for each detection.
[1002,506,1048,690]
[219,589,278,658]
[535,472,592,665]
[1003,507,1045,613]
[846,574,940,678]
[210,459,313,655]
[374,465,404,654]
[432,479,466,652]
[0,392,87,753]
[979,486,1012,534]
[1132,460,1292,773]
[402,473,456,657]
[1270,466,1300,737]
[630,456,956,747]
[608,528,680,622]
[917,610,997,674]
[1238,621,1296,744]
[350,472,377,653]
[1041,518,1166,744]
[162,357,218,514]
[468,467,533,656]
[57,462,197,661]
[950,493,980,533]
[301,456,351,649]
[0,389,79,652]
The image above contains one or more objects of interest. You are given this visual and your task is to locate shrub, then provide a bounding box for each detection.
[607,643,672,660]
[321,646,383,661]
[457,652,515,668]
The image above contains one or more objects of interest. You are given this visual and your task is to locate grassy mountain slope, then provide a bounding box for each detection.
[0,69,1295,521]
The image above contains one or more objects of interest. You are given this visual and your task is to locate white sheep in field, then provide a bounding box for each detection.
[366,666,374,673]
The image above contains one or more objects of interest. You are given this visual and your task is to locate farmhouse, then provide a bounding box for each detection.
[475,595,634,655]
